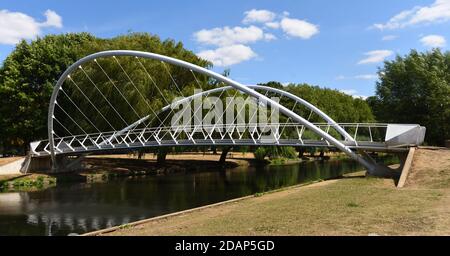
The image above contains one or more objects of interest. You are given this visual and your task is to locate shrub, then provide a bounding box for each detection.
[254,147,267,161]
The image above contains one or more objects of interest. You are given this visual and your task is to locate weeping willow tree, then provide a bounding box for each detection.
[0,32,211,154]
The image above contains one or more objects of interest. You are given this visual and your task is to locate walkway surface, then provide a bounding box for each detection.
[94,147,450,236]
[0,157,24,176]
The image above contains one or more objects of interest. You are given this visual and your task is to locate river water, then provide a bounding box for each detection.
[0,159,362,236]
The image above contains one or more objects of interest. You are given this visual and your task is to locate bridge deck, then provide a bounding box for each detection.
[30,138,411,158]
[30,122,424,158]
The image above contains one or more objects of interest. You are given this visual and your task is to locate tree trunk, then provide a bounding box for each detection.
[23,142,29,156]
[319,150,324,158]
[219,146,232,164]
[297,147,304,158]
[138,150,145,160]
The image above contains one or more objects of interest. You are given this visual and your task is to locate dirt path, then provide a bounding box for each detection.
[87,152,254,168]
[0,157,24,181]
[92,148,449,236]
[405,147,450,188]
[0,157,22,167]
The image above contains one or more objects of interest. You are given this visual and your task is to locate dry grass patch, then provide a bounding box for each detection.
[105,176,447,236]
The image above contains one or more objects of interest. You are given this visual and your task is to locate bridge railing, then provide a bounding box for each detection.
[30,122,396,156]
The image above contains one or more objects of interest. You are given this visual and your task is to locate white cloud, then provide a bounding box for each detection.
[264,33,277,41]
[382,35,398,41]
[265,21,280,29]
[373,0,450,30]
[280,17,319,39]
[420,34,446,47]
[336,74,378,80]
[194,25,267,46]
[243,9,276,24]
[340,89,357,95]
[357,50,393,64]
[0,9,63,45]
[193,9,318,66]
[354,74,378,80]
[197,44,257,67]
[41,10,62,28]
[339,89,368,100]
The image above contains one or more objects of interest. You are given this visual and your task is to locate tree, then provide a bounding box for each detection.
[260,81,375,123]
[249,82,375,161]
[0,32,211,154]
[0,33,95,153]
[368,49,450,146]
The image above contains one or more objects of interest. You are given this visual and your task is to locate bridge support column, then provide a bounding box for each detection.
[359,149,413,178]
[157,148,168,164]
[219,146,233,164]
[25,155,85,173]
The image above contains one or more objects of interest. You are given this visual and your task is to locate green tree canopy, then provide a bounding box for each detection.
[367,49,450,146]
[260,81,375,123]
[0,32,209,153]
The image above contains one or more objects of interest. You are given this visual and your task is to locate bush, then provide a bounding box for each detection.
[266,146,297,159]
[254,147,267,161]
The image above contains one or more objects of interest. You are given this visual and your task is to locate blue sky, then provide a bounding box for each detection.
[1,0,449,98]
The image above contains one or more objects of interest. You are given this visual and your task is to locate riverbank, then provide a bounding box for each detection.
[0,151,328,192]
[0,152,252,191]
[92,147,450,236]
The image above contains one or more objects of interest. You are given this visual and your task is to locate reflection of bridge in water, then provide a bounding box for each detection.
[0,192,148,235]
[24,50,425,176]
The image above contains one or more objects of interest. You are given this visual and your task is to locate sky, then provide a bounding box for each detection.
[1,0,449,98]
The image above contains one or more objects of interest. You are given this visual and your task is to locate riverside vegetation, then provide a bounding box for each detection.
[0,33,448,192]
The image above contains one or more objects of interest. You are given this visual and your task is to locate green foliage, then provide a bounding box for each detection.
[0,175,56,192]
[257,81,375,144]
[0,33,95,152]
[238,146,249,155]
[0,31,381,155]
[368,49,450,146]
[254,146,297,161]
[261,81,375,124]
[346,202,361,208]
[0,32,210,154]
[270,158,287,165]
[266,146,297,159]
[254,192,264,197]
[254,147,267,161]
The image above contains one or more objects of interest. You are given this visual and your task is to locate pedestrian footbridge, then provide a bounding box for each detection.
[26,50,426,176]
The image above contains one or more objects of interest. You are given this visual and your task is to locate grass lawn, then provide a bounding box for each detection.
[100,148,450,236]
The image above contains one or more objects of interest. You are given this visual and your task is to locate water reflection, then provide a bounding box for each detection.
[0,159,361,236]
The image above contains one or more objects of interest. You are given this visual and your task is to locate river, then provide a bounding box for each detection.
[0,159,362,236]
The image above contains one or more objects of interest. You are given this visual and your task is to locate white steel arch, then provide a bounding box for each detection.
[164,85,355,141]
[48,50,374,171]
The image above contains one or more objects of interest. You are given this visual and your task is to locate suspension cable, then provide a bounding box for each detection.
[55,102,88,135]
[53,116,74,136]
[190,70,203,91]
[94,59,142,120]
[59,88,101,133]
[135,57,170,105]
[161,61,185,97]
[67,76,116,131]
[79,65,129,127]
[113,56,164,124]
[278,100,298,138]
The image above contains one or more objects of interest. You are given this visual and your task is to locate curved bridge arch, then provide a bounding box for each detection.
[165,85,355,142]
[47,50,374,171]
